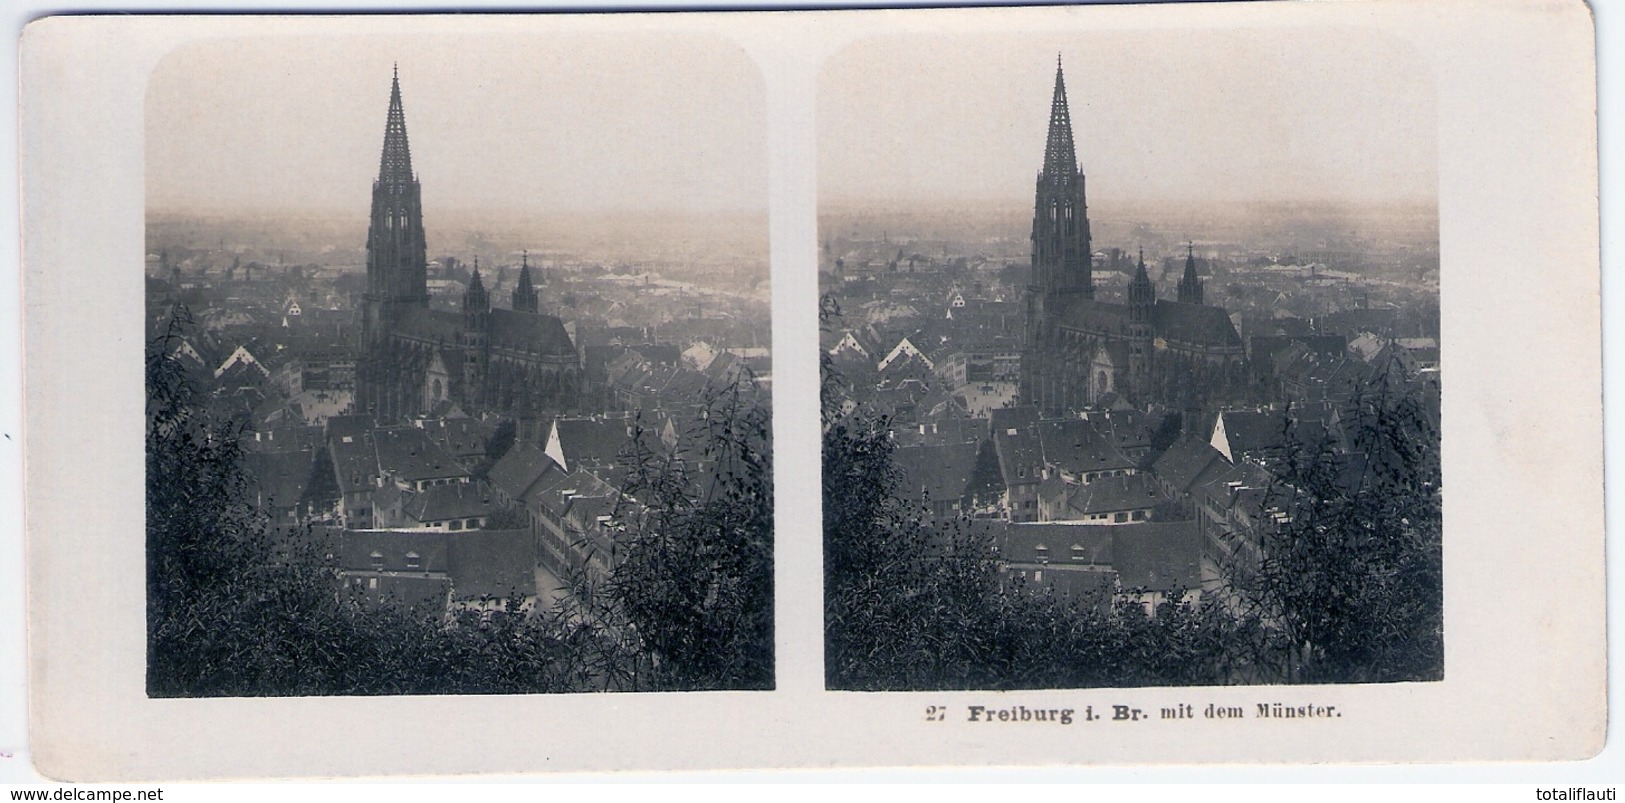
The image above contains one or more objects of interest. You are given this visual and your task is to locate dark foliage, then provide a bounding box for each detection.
[819,293,1442,691]
[147,307,773,696]
[1217,364,1443,684]
[608,371,775,691]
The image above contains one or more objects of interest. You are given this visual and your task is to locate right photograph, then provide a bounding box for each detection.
[820,30,1442,691]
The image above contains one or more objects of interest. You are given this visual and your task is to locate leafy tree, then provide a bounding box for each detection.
[819,293,1439,690]
[151,320,381,694]
[482,504,531,531]
[148,305,775,696]
[485,418,516,464]
[606,370,775,691]
[299,445,340,518]
[1216,366,1443,684]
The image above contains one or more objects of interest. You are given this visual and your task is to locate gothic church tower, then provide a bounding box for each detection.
[359,67,429,419]
[1022,57,1093,415]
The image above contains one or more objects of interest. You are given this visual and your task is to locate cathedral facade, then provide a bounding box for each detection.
[357,69,582,426]
[1020,61,1247,418]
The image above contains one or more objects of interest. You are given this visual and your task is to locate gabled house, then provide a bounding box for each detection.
[1058,472,1170,525]
[990,406,1044,522]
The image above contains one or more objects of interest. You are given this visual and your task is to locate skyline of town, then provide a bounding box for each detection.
[144,52,775,696]
[820,51,1442,690]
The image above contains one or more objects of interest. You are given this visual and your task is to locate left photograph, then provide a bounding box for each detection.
[143,34,772,696]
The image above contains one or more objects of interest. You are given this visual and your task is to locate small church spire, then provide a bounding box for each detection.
[1129,246,1155,315]
[1178,240,1204,305]
[464,258,489,316]
[512,251,539,314]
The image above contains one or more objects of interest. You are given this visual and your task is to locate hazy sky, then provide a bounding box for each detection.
[146,34,766,216]
[819,28,1437,208]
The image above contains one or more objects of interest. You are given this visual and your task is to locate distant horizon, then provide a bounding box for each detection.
[147,204,772,223]
[820,29,1438,210]
[145,35,768,218]
[818,195,1440,216]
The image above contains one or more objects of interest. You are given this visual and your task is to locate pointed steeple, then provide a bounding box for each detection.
[378,64,415,185]
[464,258,489,315]
[1129,246,1155,323]
[363,65,428,312]
[512,250,539,314]
[1178,241,1204,305]
[1042,55,1078,179]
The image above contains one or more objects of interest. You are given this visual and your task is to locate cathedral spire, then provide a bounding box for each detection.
[378,65,414,185]
[1042,56,1078,179]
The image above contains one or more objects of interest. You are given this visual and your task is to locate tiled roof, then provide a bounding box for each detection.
[338,528,449,574]
[1066,473,1168,516]
[325,415,375,444]
[245,449,315,509]
[1112,522,1203,592]
[488,308,576,356]
[552,417,636,472]
[997,521,1115,566]
[404,482,494,524]
[1194,460,1278,519]
[1057,298,1129,334]
[1215,409,1288,459]
[374,427,469,483]
[1152,436,1228,495]
[448,528,536,601]
[1083,409,1153,452]
[245,425,323,454]
[1150,300,1243,349]
[1037,418,1135,476]
[893,441,981,503]
[394,307,463,342]
[990,405,1043,486]
[487,443,560,502]
[528,468,619,520]
[1052,297,1241,350]
[420,418,495,461]
[330,437,379,495]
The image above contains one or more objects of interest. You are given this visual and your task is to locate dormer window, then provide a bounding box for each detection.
[404,551,420,570]
[369,550,384,571]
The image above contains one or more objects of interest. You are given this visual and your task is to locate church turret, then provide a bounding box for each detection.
[1129,247,1155,322]
[462,258,490,409]
[1178,242,1204,305]
[464,259,490,322]
[512,250,540,314]
[1126,247,1155,392]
